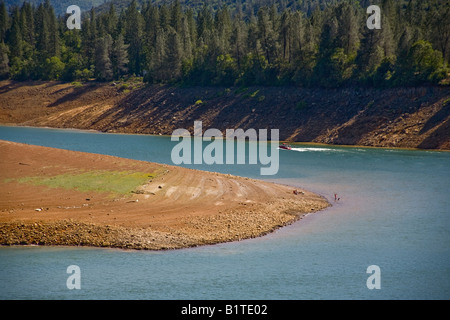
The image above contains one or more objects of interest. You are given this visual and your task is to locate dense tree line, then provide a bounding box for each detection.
[0,0,448,87]
[3,0,105,15]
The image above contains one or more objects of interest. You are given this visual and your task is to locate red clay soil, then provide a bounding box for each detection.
[0,140,329,250]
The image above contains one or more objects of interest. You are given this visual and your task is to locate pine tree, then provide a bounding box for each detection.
[148,28,166,83]
[143,3,158,47]
[280,11,292,63]
[170,0,183,33]
[165,27,182,81]
[310,2,359,86]
[125,0,143,75]
[428,0,450,64]
[231,10,247,69]
[45,0,59,58]
[247,15,262,61]
[313,11,338,86]
[180,15,193,62]
[241,14,267,86]
[112,34,129,79]
[197,4,214,43]
[392,28,413,85]
[291,12,317,86]
[0,1,8,42]
[215,5,232,54]
[105,3,118,38]
[0,41,9,79]
[185,8,197,51]
[19,2,34,46]
[82,8,98,68]
[355,26,384,82]
[95,34,113,81]
[335,2,360,56]
[257,7,278,65]
[35,4,50,59]
[159,4,170,31]
[381,16,395,60]
[7,7,22,59]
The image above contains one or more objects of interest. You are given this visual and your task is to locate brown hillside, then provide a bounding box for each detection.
[0,80,449,150]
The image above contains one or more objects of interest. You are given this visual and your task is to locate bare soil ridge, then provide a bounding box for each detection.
[0,80,449,150]
[0,140,329,250]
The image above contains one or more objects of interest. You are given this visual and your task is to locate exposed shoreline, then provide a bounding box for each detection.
[1,123,449,153]
[0,80,448,150]
[0,140,330,250]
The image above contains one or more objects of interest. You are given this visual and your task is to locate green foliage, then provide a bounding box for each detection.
[9,56,33,80]
[74,68,93,81]
[443,97,450,106]
[0,41,9,78]
[215,54,237,86]
[409,40,446,83]
[2,0,106,15]
[244,89,260,99]
[43,56,65,80]
[18,170,156,196]
[0,0,448,87]
[393,40,447,86]
[71,81,83,88]
[234,87,249,94]
[296,101,308,111]
[95,35,113,81]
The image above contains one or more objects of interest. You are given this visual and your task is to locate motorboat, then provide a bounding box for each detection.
[279,143,292,150]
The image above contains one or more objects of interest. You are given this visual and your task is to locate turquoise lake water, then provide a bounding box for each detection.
[0,125,449,300]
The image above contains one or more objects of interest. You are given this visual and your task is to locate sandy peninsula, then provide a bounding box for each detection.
[0,140,329,250]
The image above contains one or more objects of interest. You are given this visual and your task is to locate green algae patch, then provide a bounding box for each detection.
[17,170,156,196]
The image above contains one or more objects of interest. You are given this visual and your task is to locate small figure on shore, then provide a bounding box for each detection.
[293,190,299,195]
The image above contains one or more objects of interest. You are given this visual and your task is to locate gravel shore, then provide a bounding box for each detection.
[0,140,329,250]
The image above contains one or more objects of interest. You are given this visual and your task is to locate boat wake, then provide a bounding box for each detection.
[290,147,344,153]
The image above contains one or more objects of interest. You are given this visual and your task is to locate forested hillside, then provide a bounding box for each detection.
[92,0,336,15]
[0,0,448,87]
[1,80,448,149]
[2,0,105,15]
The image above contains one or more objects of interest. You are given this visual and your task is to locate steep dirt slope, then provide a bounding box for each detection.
[0,80,448,150]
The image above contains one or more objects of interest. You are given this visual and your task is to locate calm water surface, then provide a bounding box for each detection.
[0,126,449,300]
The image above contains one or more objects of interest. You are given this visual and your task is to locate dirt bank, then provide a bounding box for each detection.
[0,80,448,150]
[0,140,329,250]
